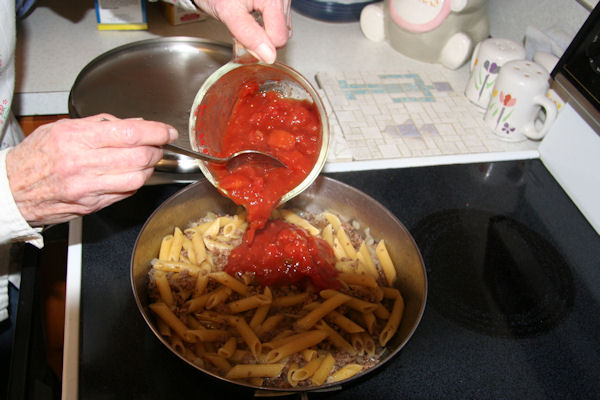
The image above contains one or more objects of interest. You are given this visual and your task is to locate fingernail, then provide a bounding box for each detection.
[169,128,178,141]
[255,43,276,64]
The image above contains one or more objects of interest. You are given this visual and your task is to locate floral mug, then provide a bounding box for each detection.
[484,60,557,142]
[465,38,526,110]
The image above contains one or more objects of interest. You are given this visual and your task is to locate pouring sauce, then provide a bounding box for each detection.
[208,81,322,241]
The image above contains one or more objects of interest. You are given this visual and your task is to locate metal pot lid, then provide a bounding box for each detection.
[68,36,232,174]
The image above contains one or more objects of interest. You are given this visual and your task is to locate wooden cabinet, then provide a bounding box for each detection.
[17,115,68,136]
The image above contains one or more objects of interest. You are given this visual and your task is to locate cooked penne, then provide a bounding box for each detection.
[296,292,350,330]
[287,362,301,387]
[186,229,207,265]
[225,363,285,380]
[264,330,328,363]
[320,289,378,313]
[291,355,323,382]
[249,304,270,330]
[321,224,335,248]
[147,209,408,390]
[158,234,173,261]
[227,293,272,314]
[203,353,232,373]
[256,314,284,337]
[321,212,342,232]
[376,240,397,286]
[326,311,365,334]
[357,242,379,279]
[184,327,229,343]
[338,272,378,288]
[228,316,262,358]
[311,353,335,386]
[205,286,233,309]
[379,292,405,346]
[209,272,248,296]
[336,228,357,260]
[218,337,238,359]
[271,292,308,308]
[148,302,188,339]
[316,320,356,355]
[152,260,204,276]
[327,364,363,383]
[153,271,175,307]
[280,209,320,236]
[168,227,184,262]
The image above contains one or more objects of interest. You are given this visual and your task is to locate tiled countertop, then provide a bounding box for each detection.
[318,69,539,171]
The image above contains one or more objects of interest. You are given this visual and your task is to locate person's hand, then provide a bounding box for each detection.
[6,114,178,226]
[194,0,291,64]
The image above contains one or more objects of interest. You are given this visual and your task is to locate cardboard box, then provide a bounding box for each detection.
[95,0,148,30]
[161,2,206,25]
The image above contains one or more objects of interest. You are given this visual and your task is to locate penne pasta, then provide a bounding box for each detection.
[264,330,328,363]
[209,272,248,296]
[280,209,320,236]
[327,364,363,383]
[326,311,365,334]
[379,292,405,346]
[376,240,397,286]
[225,363,285,380]
[228,316,262,358]
[311,353,335,386]
[291,355,324,382]
[158,234,173,261]
[336,228,357,260]
[147,209,408,390]
[148,302,188,339]
[296,292,350,330]
[320,289,378,313]
[153,271,175,307]
[316,320,356,355]
[357,241,379,279]
[218,337,238,359]
[168,227,184,262]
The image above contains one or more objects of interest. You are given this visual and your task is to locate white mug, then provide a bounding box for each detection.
[484,60,557,142]
[465,38,526,110]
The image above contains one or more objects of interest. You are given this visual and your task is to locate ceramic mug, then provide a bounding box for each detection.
[484,60,557,142]
[465,38,526,110]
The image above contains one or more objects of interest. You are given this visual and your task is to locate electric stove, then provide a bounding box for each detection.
[75,159,600,399]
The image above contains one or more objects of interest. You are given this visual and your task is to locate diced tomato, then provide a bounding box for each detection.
[268,129,296,150]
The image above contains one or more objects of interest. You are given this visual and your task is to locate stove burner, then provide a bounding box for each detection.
[412,209,574,338]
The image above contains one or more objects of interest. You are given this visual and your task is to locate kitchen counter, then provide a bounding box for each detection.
[16,0,567,171]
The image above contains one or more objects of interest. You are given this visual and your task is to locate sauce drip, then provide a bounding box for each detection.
[206,81,321,241]
[225,219,339,290]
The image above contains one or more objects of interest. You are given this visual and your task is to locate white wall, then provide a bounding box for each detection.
[488,0,592,49]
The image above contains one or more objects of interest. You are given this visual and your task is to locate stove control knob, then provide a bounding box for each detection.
[586,32,600,74]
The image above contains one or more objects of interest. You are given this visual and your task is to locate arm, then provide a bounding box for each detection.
[4,114,177,229]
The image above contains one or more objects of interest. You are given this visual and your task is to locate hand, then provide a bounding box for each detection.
[6,114,178,226]
[194,0,291,64]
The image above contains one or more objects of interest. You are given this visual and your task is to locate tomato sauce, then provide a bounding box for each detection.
[206,81,322,241]
[224,219,339,290]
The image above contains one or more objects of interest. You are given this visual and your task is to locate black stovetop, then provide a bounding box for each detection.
[79,159,600,399]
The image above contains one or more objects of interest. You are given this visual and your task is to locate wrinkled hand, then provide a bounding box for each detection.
[194,0,291,64]
[6,114,178,226]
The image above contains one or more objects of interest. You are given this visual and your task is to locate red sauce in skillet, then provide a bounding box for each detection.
[224,219,339,290]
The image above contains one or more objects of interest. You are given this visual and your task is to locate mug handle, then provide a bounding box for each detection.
[523,95,558,140]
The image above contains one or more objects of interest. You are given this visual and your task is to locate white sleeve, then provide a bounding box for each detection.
[0,148,44,248]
